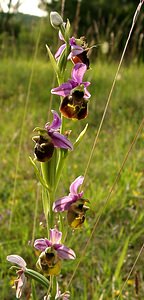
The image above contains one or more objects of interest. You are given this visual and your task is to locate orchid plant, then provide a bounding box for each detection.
[7,11,91,299]
[6,3,144,299]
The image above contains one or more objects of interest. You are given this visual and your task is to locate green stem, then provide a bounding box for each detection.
[48,189,55,230]
[54,149,68,192]
[40,150,57,231]
[50,276,57,299]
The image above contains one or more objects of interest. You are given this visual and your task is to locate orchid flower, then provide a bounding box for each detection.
[33,110,73,162]
[55,35,90,70]
[45,110,73,149]
[51,63,90,99]
[53,176,89,228]
[68,36,90,69]
[6,255,27,299]
[51,63,91,119]
[34,228,76,275]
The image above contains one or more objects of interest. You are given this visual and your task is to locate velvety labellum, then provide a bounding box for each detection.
[60,90,88,120]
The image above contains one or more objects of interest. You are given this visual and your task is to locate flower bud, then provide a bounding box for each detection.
[50,11,63,29]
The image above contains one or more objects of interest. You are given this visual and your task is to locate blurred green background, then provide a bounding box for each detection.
[0,0,144,61]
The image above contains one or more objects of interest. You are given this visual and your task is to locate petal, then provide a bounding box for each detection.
[59,25,65,41]
[56,245,76,260]
[53,195,75,212]
[51,82,72,97]
[16,273,26,298]
[84,88,91,99]
[69,175,84,195]
[50,228,62,244]
[68,79,78,89]
[6,255,26,270]
[55,43,66,59]
[34,238,52,251]
[45,110,61,131]
[69,37,76,46]
[83,81,91,87]
[68,37,83,58]
[50,132,73,150]
[70,45,84,56]
[72,63,87,84]
[61,291,70,300]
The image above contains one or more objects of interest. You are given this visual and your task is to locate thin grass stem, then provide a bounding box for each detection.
[82,0,144,190]
[67,117,144,288]
[8,18,43,230]
[61,0,66,18]
[31,184,40,245]
[67,1,144,288]
[117,242,144,299]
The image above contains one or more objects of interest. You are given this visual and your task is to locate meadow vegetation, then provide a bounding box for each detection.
[0,55,144,299]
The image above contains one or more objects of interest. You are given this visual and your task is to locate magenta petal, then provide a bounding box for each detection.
[67,80,78,90]
[69,37,83,55]
[56,245,76,260]
[69,37,76,46]
[50,132,73,150]
[50,228,62,244]
[71,45,84,55]
[45,110,61,131]
[7,255,26,270]
[68,45,84,60]
[34,238,52,251]
[51,82,72,97]
[72,63,87,84]
[83,81,91,87]
[84,88,91,99]
[55,43,66,59]
[71,46,83,56]
[53,195,74,212]
[69,176,84,195]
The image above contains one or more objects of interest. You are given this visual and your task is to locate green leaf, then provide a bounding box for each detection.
[25,268,49,289]
[74,124,88,148]
[29,157,49,189]
[46,44,59,76]
[114,237,129,280]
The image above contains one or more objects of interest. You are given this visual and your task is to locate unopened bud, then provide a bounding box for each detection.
[50,11,63,29]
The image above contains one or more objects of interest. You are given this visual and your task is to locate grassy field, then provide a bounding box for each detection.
[0,57,144,299]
